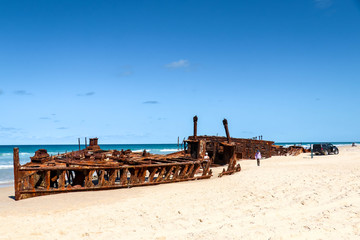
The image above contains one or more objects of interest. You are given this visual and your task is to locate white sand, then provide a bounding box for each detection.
[0,146,359,239]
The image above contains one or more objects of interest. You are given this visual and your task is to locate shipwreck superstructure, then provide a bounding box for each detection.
[185,116,274,176]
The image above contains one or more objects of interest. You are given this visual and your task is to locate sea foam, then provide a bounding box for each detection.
[160,149,181,152]
[0,165,13,170]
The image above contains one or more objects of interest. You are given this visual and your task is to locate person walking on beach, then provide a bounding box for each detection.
[255,150,261,166]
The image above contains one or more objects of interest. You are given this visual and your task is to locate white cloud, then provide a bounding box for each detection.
[314,0,332,9]
[165,59,190,69]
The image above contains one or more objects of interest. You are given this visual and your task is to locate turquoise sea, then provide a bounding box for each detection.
[0,141,358,187]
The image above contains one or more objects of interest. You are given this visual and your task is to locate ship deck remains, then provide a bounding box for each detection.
[13,138,212,200]
[12,116,308,200]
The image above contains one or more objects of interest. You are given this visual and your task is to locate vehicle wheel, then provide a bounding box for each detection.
[323,150,328,155]
[335,149,339,155]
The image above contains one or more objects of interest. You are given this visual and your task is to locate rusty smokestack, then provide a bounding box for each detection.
[223,118,231,143]
[193,115,198,140]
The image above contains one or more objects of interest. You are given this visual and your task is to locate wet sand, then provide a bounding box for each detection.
[0,146,359,239]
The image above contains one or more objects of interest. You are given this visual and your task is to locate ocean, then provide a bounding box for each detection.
[0,141,358,187]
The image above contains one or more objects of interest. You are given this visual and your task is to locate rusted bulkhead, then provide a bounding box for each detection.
[184,117,246,177]
[186,136,274,162]
[185,116,274,163]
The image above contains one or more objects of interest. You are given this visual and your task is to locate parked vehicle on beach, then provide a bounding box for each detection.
[313,143,339,155]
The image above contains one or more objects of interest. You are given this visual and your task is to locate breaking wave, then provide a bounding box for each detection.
[0,180,14,185]
[160,149,181,152]
[0,165,13,170]
[133,149,151,153]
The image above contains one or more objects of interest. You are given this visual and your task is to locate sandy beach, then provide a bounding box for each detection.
[0,145,359,239]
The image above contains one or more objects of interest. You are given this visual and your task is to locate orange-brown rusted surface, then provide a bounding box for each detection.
[13,116,308,200]
[185,117,247,177]
[271,145,309,156]
[13,138,212,200]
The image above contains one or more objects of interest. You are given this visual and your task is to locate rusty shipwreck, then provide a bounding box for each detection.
[13,116,306,200]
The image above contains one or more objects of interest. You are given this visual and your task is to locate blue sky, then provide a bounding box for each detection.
[1,0,360,144]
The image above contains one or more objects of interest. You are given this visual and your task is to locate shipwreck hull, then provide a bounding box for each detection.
[13,147,212,200]
[12,116,306,200]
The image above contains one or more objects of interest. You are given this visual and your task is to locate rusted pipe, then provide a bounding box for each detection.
[193,115,198,140]
[13,148,20,201]
[222,118,231,143]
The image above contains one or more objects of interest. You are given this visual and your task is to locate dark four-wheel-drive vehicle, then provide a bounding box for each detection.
[313,143,339,155]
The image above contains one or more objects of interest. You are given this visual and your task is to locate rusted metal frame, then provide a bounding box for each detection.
[120,168,128,185]
[15,166,212,200]
[145,157,193,163]
[172,165,182,179]
[129,168,139,184]
[85,170,95,188]
[45,170,50,190]
[19,160,201,171]
[98,170,106,186]
[138,167,148,183]
[148,167,158,182]
[202,160,211,176]
[13,148,21,200]
[218,160,241,177]
[142,159,174,164]
[18,174,212,195]
[178,165,188,179]
[108,169,117,185]
[14,143,218,200]
[164,157,193,162]
[218,163,241,177]
[155,166,167,182]
[189,163,201,178]
[29,173,35,190]
[55,159,121,167]
[58,170,66,189]
[164,166,175,181]
[184,164,195,178]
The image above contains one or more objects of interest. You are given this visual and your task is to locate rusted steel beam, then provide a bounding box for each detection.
[148,167,157,182]
[19,161,202,171]
[13,148,20,201]
[120,168,128,185]
[155,166,167,183]
[164,166,175,180]
[218,164,241,177]
[179,165,188,179]
[18,174,212,194]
